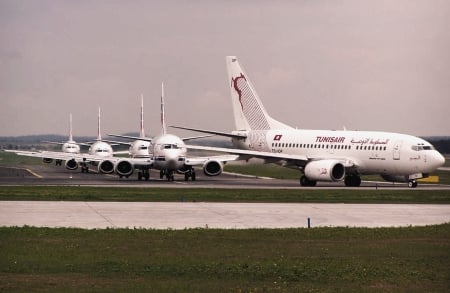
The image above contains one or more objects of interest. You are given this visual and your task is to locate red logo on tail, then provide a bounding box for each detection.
[231,73,246,110]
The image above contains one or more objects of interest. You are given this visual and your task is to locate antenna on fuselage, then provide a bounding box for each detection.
[161,82,167,136]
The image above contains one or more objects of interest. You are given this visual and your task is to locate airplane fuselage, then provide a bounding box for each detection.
[232,129,445,179]
[151,134,187,172]
[62,141,80,154]
[129,140,151,158]
[88,141,113,157]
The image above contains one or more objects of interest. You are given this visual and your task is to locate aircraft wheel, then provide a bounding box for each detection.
[300,175,316,187]
[138,172,143,181]
[185,173,189,181]
[408,180,418,188]
[144,171,150,181]
[192,171,196,181]
[345,175,361,187]
[160,170,164,179]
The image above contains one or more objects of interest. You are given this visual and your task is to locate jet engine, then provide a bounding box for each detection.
[42,158,53,164]
[304,160,345,182]
[65,159,78,170]
[203,160,223,177]
[99,160,114,174]
[114,160,134,177]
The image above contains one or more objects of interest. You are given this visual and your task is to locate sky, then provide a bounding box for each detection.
[1,0,449,137]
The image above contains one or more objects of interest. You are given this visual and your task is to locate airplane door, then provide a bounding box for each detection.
[393,141,402,160]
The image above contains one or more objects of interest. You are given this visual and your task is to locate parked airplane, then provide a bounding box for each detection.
[173,56,445,188]
[41,113,81,165]
[109,83,237,181]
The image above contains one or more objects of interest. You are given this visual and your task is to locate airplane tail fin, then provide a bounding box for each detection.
[140,94,145,138]
[226,56,292,131]
[160,82,167,136]
[69,113,74,142]
[97,107,102,141]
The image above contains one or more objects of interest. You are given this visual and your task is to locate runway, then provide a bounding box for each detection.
[1,164,449,190]
[1,164,449,229]
[1,201,449,229]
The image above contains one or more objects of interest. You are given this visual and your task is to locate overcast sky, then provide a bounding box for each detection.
[1,0,449,137]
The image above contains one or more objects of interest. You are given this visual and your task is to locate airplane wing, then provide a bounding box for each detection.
[42,141,91,147]
[184,145,308,165]
[185,154,239,166]
[4,149,106,163]
[41,141,65,145]
[4,150,154,171]
[108,134,153,143]
[181,134,216,141]
[183,145,355,169]
[170,125,247,139]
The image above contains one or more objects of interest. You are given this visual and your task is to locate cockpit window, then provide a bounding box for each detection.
[163,144,179,149]
[411,144,435,151]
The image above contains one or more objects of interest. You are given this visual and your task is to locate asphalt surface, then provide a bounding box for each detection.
[1,164,449,190]
[1,164,449,229]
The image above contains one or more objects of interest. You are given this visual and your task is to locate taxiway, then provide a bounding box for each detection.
[1,164,449,229]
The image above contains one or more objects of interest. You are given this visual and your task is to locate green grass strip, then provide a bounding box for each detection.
[0,186,450,203]
[0,224,449,292]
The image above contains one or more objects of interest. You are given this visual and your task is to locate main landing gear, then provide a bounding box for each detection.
[137,169,150,181]
[300,176,317,187]
[160,169,175,181]
[344,175,362,187]
[184,168,196,181]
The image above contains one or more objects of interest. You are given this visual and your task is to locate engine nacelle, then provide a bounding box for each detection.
[65,159,78,170]
[115,160,134,177]
[203,160,223,177]
[42,158,53,164]
[304,160,345,182]
[99,160,114,174]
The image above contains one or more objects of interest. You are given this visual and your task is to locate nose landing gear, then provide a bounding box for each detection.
[408,180,418,188]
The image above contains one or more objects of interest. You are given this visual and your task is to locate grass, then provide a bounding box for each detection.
[0,186,450,203]
[0,224,449,292]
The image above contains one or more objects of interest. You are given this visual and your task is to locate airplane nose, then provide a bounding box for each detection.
[437,153,445,167]
[166,158,178,170]
[432,151,445,169]
[165,153,181,170]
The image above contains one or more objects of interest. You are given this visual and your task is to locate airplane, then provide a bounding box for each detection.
[108,83,238,181]
[103,94,152,180]
[40,113,81,165]
[6,107,121,174]
[172,56,446,188]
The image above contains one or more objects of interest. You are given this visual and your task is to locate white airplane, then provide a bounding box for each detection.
[109,83,238,181]
[173,56,446,188]
[104,94,152,180]
[6,107,121,174]
[41,113,81,165]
